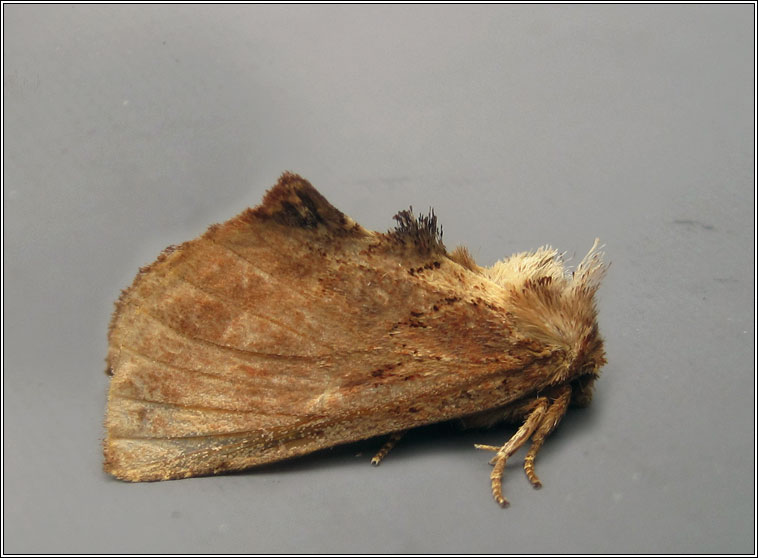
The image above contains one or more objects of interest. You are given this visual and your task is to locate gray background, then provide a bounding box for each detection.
[3,4,755,554]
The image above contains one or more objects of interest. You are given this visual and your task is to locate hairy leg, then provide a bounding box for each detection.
[476,398,549,507]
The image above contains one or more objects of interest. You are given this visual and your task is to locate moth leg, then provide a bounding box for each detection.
[476,398,549,507]
[524,385,572,488]
[371,430,406,466]
[473,397,544,460]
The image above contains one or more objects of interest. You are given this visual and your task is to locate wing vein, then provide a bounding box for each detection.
[205,237,278,281]
[140,309,323,362]
[110,393,306,416]
[174,272,336,352]
[116,345,322,390]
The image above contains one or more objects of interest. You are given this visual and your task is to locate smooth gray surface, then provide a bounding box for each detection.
[3,4,755,554]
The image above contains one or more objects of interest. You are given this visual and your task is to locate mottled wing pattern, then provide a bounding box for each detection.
[104,174,559,481]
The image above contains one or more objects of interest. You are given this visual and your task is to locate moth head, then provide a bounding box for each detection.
[468,240,608,399]
[568,318,606,407]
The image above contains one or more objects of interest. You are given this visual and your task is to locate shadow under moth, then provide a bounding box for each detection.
[104,172,607,507]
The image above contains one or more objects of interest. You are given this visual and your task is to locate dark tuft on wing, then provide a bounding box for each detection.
[390,207,446,255]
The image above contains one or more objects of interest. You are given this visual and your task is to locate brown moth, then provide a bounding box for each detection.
[104,172,607,507]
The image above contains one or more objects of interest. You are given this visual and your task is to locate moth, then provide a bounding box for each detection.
[104,172,607,507]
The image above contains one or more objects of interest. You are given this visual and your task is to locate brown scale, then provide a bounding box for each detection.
[103,172,607,507]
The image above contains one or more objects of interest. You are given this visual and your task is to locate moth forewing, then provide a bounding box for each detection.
[104,172,607,507]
